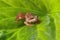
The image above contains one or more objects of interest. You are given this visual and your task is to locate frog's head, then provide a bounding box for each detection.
[16,12,25,21]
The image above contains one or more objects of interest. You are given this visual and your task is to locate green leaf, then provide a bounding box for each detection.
[37,15,55,40]
[0,0,60,40]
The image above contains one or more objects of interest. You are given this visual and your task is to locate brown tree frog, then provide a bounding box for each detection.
[16,12,40,26]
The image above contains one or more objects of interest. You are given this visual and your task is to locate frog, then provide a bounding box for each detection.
[16,12,40,26]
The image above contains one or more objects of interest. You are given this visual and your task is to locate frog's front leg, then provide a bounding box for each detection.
[24,21,32,26]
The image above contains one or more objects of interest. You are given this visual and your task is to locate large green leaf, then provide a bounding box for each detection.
[0,0,60,40]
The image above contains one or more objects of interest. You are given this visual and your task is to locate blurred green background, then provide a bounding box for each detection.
[0,0,60,40]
